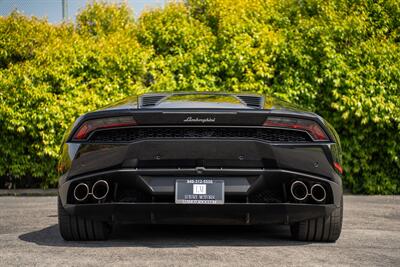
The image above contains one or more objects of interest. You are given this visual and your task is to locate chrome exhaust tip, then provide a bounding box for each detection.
[73,183,89,201]
[92,180,109,200]
[310,184,326,202]
[290,180,308,201]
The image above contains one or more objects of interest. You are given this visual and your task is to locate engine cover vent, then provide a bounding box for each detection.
[236,95,264,109]
[140,94,167,107]
[89,127,312,143]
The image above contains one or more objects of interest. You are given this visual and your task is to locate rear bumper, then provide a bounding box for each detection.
[64,202,336,225]
[59,139,342,225]
[59,168,342,224]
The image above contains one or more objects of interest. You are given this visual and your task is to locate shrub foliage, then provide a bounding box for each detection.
[0,0,399,193]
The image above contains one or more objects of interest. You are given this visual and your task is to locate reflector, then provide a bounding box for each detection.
[334,162,343,174]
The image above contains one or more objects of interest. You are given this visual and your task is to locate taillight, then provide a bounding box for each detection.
[73,116,137,140]
[263,117,329,141]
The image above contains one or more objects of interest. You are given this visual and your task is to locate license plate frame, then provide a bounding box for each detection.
[175,179,224,204]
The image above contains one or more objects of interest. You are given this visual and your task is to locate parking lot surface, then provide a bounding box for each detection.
[0,195,399,266]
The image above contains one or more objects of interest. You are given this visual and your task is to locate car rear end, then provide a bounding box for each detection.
[58,93,343,241]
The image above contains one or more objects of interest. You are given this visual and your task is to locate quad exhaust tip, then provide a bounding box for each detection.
[73,180,109,201]
[290,181,308,201]
[73,183,89,202]
[92,180,109,200]
[290,180,327,202]
[310,183,326,202]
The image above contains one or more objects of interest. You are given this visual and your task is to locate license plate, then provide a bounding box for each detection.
[175,179,224,204]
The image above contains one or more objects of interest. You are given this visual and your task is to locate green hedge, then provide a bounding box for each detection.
[0,0,399,193]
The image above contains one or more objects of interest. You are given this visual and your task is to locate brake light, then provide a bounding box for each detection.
[73,116,137,140]
[263,117,329,141]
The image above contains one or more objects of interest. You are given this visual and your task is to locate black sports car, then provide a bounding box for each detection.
[58,92,343,242]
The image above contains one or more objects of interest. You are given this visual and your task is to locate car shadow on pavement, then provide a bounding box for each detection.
[19,223,310,247]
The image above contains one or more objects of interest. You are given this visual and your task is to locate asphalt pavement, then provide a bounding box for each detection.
[0,195,399,266]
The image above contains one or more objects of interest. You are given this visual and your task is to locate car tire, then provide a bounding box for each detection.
[58,197,110,241]
[290,196,343,242]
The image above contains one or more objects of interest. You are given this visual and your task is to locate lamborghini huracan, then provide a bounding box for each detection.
[57,92,343,242]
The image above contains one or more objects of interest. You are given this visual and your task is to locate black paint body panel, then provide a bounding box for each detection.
[58,92,343,225]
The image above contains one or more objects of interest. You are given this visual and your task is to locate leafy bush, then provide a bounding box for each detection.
[0,0,399,193]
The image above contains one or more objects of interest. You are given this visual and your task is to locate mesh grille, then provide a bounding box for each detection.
[88,127,311,143]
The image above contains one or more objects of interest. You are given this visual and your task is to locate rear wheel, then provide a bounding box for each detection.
[58,197,111,241]
[290,196,343,242]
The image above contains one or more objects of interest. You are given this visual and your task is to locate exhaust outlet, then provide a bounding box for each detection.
[290,181,308,201]
[92,180,109,200]
[73,183,89,201]
[310,184,326,202]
